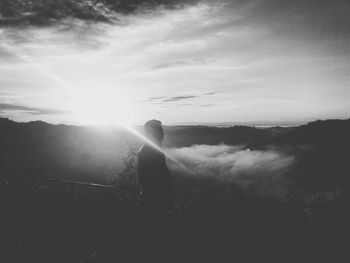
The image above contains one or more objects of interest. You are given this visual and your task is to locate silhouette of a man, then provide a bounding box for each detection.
[137,119,173,258]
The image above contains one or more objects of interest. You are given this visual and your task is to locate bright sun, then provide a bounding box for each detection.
[73,89,134,127]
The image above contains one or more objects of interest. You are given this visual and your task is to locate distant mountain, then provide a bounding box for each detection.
[270,119,350,146]
[171,121,306,127]
[266,119,350,194]
[0,118,135,184]
[166,119,350,148]
[164,125,273,147]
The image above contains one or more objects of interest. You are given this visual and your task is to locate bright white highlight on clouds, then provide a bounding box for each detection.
[0,1,349,124]
[166,144,295,199]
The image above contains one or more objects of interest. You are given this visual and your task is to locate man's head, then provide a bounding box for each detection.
[144,119,164,146]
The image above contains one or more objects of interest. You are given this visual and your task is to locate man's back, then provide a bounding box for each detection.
[137,145,173,210]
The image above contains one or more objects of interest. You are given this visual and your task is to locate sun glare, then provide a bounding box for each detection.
[73,90,134,127]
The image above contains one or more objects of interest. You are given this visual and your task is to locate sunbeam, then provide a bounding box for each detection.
[122,125,192,173]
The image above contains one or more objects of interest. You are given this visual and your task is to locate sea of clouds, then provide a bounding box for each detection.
[165,144,296,199]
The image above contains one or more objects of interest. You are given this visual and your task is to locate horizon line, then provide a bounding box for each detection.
[1,116,349,128]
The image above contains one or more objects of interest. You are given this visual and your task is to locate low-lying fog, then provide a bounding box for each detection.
[165,144,296,200]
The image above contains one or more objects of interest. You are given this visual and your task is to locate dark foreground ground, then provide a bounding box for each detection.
[1,118,350,262]
[0,180,348,263]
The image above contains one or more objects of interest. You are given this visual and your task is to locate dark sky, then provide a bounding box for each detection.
[0,0,349,125]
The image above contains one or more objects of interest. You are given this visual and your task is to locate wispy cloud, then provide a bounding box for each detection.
[0,103,67,115]
[162,95,198,102]
[148,92,216,103]
[198,104,216,108]
[153,58,207,69]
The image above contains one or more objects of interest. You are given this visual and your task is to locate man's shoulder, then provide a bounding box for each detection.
[138,145,153,158]
[137,145,145,159]
[138,145,164,159]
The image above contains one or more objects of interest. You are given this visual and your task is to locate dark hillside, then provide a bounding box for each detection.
[164,125,273,147]
[256,119,350,194]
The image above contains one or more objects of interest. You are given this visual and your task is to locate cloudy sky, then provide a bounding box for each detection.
[0,0,349,125]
